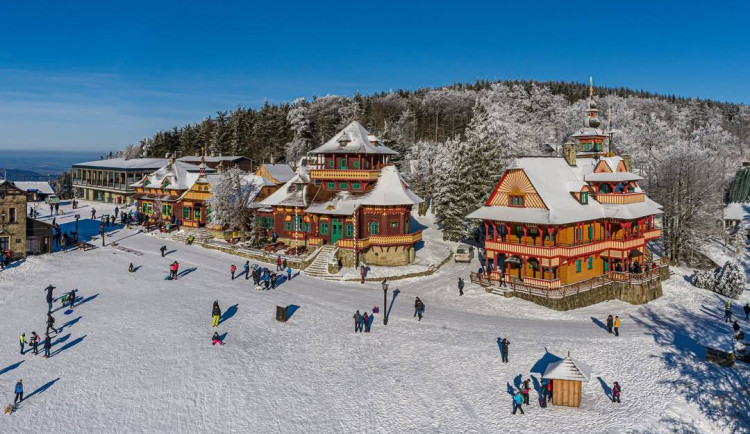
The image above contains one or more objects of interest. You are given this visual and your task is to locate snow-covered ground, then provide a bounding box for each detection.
[0,200,748,433]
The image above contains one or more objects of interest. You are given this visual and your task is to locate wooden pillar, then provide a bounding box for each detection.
[522,226,528,245]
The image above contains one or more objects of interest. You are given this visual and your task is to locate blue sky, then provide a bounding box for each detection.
[1,1,747,152]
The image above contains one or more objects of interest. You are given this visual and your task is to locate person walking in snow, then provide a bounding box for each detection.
[612,382,621,403]
[282,258,288,270]
[230,264,237,280]
[212,301,221,328]
[521,379,531,405]
[44,284,54,312]
[414,297,425,321]
[745,303,750,321]
[286,266,293,281]
[129,263,135,272]
[30,332,39,355]
[353,310,362,333]
[263,272,271,290]
[276,255,282,271]
[114,206,119,219]
[160,245,167,257]
[212,332,224,346]
[19,333,25,355]
[614,315,620,337]
[43,334,51,358]
[363,312,370,333]
[360,265,366,284]
[14,380,23,404]
[458,278,465,296]
[243,261,250,280]
[46,313,57,335]
[725,300,733,323]
[606,315,614,334]
[270,273,277,289]
[512,391,524,415]
[91,208,96,220]
[733,320,741,333]
[67,289,76,309]
[501,338,510,363]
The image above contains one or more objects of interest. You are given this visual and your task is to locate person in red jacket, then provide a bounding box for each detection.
[521,379,531,405]
[230,264,237,280]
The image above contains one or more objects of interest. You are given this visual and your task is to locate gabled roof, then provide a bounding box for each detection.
[131,161,215,191]
[13,182,55,195]
[261,164,295,183]
[360,165,423,206]
[543,355,592,382]
[260,169,316,208]
[310,121,398,155]
[467,157,662,225]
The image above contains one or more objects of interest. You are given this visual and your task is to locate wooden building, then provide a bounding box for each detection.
[72,158,168,204]
[468,80,662,288]
[542,354,592,407]
[257,121,423,266]
[0,180,28,259]
[177,155,256,173]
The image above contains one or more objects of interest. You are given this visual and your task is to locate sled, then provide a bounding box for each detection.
[64,309,74,315]
[4,404,16,414]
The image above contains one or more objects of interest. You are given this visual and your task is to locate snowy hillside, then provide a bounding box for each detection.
[0,201,748,433]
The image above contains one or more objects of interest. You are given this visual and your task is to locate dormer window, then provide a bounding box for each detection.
[508,195,524,207]
[338,133,351,147]
[580,192,589,205]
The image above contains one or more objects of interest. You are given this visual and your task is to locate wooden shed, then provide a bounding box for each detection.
[543,353,592,407]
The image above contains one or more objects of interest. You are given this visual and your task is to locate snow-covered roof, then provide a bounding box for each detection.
[261,164,296,183]
[570,127,606,138]
[306,192,361,215]
[310,121,398,155]
[178,156,251,164]
[467,157,662,225]
[259,172,310,207]
[13,181,55,195]
[131,161,215,191]
[73,158,168,170]
[543,355,592,382]
[204,173,266,208]
[723,202,750,221]
[360,165,423,206]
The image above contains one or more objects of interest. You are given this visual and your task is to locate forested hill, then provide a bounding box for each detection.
[119,79,748,165]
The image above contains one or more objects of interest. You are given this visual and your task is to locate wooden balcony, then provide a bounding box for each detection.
[310,170,381,181]
[370,231,422,246]
[595,192,645,204]
[337,238,370,249]
[643,228,661,240]
[485,237,648,259]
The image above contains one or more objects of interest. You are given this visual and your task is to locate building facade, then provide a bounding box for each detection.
[72,158,168,204]
[258,121,423,266]
[468,83,663,288]
[0,180,28,259]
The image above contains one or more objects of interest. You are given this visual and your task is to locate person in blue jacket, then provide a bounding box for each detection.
[512,391,524,415]
[243,261,250,280]
[14,379,23,404]
[286,266,293,281]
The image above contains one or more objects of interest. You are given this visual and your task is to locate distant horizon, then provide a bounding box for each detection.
[1,1,747,152]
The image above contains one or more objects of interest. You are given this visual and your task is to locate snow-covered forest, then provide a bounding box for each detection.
[118,80,750,266]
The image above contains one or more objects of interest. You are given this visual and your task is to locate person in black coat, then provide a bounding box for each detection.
[46,314,57,334]
[733,320,741,333]
[606,315,614,334]
[744,303,750,321]
[501,338,510,363]
[458,278,465,296]
[212,301,221,327]
[160,246,167,257]
[44,285,55,312]
[43,334,51,358]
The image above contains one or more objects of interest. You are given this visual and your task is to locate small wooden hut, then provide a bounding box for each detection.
[543,353,592,407]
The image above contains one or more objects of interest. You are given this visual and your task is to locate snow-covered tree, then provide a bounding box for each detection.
[285,98,313,165]
[207,167,261,241]
[693,260,746,299]
[728,227,747,256]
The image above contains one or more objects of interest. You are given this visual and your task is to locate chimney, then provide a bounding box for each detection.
[563,138,576,166]
[623,155,632,172]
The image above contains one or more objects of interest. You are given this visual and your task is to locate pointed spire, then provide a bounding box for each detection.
[199,147,207,178]
[589,76,593,98]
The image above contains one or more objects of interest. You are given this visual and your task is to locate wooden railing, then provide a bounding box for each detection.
[336,231,422,249]
[596,193,645,204]
[485,237,648,259]
[643,228,661,240]
[310,170,381,181]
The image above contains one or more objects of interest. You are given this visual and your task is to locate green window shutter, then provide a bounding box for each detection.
[346,224,353,237]
[320,222,329,235]
[304,223,310,232]
[581,192,588,204]
[268,217,273,228]
[587,256,593,270]
[328,160,334,168]
[588,225,593,240]
[142,203,147,213]
[162,205,167,215]
[353,182,360,190]
[260,217,267,228]
[369,222,378,235]
[284,222,291,231]
[353,161,359,169]
[194,208,201,220]
[327,182,335,190]
[339,159,346,170]
[576,259,582,273]
[339,182,348,189]
[183,207,190,219]
[390,221,398,228]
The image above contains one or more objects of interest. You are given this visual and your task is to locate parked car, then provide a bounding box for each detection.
[45,195,60,205]
[454,244,474,263]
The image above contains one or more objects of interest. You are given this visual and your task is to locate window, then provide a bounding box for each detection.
[284,222,292,231]
[588,225,593,240]
[8,208,15,223]
[587,256,593,270]
[293,216,303,230]
[364,160,370,169]
[339,182,348,189]
[194,208,201,220]
[352,182,361,190]
[575,259,582,273]
[339,159,347,170]
[183,207,191,220]
[508,195,524,207]
[353,161,359,169]
[320,222,329,235]
[580,192,589,205]
[328,160,334,168]
[345,224,354,237]
[296,184,302,191]
[259,216,267,228]
[327,182,335,190]
[369,221,379,235]
[390,220,398,228]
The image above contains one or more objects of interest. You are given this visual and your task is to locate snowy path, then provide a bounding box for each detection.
[0,201,747,433]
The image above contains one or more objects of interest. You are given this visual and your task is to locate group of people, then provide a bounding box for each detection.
[0,248,12,270]
[211,301,225,345]
[606,314,621,336]
[724,299,750,323]
[167,261,180,280]
[352,309,376,333]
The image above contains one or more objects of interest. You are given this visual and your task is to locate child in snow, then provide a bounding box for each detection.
[612,382,621,403]
[501,338,510,363]
[129,263,135,272]
[14,380,23,404]
[212,301,221,327]
[745,303,750,321]
[286,266,292,281]
[512,391,524,415]
[160,246,167,257]
[46,314,57,334]
[270,273,277,289]
[212,332,224,346]
[725,300,732,322]
[230,264,237,280]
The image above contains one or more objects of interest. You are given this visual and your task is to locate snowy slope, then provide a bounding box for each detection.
[0,201,748,433]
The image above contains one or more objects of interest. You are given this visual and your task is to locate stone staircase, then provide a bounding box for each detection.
[172,228,213,244]
[304,244,338,279]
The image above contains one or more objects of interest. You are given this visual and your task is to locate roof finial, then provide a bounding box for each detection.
[352,101,358,121]
[589,76,593,98]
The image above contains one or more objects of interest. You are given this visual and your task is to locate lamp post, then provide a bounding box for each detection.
[74,214,80,243]
[382,278,389,325]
